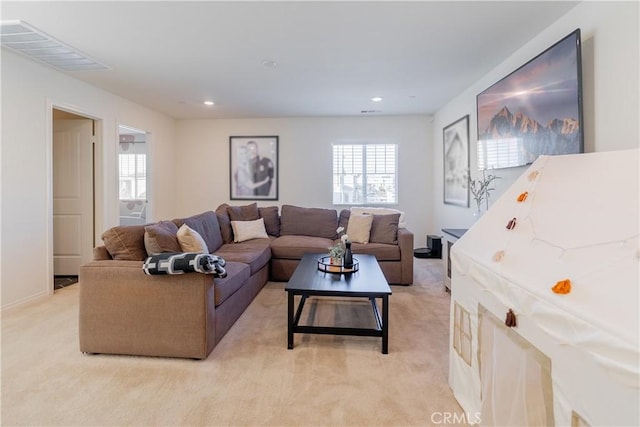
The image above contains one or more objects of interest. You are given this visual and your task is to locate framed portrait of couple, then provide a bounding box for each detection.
[229,136,279,200]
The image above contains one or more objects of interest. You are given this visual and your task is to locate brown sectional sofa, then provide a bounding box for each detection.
[79,204,413,359]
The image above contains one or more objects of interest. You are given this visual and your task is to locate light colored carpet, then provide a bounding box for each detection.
[1,258,464,426]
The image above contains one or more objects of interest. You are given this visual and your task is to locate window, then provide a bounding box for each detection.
[332,143,397,205]
[118,154,146,200]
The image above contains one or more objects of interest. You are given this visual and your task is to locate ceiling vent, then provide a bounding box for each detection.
[0,20,110,71]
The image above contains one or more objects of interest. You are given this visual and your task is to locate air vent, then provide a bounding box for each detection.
[360,110,382,114]
[0,20,110,71]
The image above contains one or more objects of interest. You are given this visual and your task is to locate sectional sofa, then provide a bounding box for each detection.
[79,203,414,359]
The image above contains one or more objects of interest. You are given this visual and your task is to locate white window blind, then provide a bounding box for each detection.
[118,154,146,200]
[332,143,398,205]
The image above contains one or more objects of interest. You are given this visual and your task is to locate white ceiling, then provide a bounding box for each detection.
[1,1,580,120]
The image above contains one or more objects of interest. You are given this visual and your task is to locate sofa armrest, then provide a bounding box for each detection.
[397,228,414,285]
[79,260,217,359]
[93,245,112,260]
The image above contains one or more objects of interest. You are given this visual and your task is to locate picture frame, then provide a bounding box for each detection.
[443,115,470,207]
[476,29,583,169]
[229,136,279,200]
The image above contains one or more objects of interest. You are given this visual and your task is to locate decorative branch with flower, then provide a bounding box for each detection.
[328,226,349,260]
[468,169,500,212]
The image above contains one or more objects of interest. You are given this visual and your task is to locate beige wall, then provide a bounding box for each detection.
[431,1,639,233]
[1,50,176,309]
[174,115,432,240]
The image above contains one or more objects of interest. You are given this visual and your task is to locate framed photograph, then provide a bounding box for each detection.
[443,115,470,207]
[476,29,583,169]
[229,136,279,200]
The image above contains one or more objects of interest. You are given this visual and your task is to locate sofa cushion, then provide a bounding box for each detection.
[346,213,374,244]
[212,261,251,306]
[270,235,335,259]
[338,209,350,231]
[215,239,272,275]
[215,203,234,244]
[280,205,338,239]
[144,221,181,255]
[351,206,407,228]
[227,203,260,221]
[177,224,209,253]
[101,225,147,261]
[369,214,401,244]
[175,211,223,253]
[231,218,269,242]
[259,206,280,237]
[350,242,401,261]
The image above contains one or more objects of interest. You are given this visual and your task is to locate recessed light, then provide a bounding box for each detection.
[203,101,214,106]
[261,59,277,67]
[371,97,383,102]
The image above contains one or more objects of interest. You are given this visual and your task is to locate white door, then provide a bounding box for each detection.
[53,119,94,275]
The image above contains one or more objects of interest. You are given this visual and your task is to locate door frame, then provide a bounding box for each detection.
[46,99,103,294]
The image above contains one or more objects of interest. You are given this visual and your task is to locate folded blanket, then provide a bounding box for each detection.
[143,253,227,277]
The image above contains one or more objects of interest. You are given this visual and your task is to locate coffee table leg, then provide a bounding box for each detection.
[287,291,294,349]
[382,295,389,354]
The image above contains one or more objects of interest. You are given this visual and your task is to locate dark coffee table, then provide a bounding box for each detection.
[285,253,392,354]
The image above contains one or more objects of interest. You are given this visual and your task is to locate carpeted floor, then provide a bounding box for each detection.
[1,258,465,426]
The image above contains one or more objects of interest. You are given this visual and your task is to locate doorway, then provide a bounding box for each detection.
[52,108,96,290]
[117,125,148,226]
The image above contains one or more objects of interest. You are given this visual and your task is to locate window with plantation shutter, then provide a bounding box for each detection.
[332,143,398,205]
[118,154,146,200]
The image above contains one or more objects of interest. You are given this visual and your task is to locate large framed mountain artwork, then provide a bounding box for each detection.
[477,29,584,170]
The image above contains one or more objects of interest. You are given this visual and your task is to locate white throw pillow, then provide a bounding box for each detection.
[231,218,269,243]
[351,206,407,228]
[176,224,209,253]
[346,213,374,244]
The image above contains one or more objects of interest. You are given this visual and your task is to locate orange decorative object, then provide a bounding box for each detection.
[492,251,505,262]
[517,192,528,202]
[528,170,540,181]
[506,218,517,230]
[552,279,572,294]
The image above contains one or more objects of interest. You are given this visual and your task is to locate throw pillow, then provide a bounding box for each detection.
[101,225,147,260]
[259,206,280,236]
[215,203,234,244]
[231,218,269,243]
[346,213,374,244]
[369,214,401,244]
[181,211,223,253]
[176,224,209,253]
[227,203,260,221]
[144,221,181,255]
[351,207,407,228]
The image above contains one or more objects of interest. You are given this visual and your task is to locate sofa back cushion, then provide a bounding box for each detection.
[227,203,260,221]
[280,205,338,239]
[101,225,147,260]
[259,206,280,237]
[173,211,223,253]
[215,203,234,244]
[369,213,401,244]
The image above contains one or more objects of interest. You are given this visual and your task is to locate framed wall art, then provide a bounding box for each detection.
[443,115,470,207]
[476,29,583,169]
[229,136,279,200]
